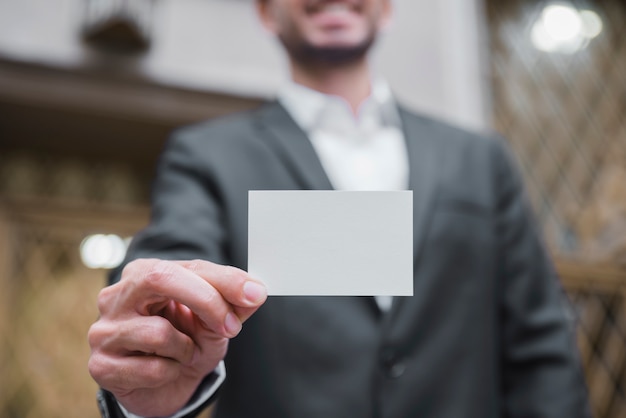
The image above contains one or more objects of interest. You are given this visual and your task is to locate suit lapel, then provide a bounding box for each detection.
[254,102,381,317]
[254,102,443,318]
[389,108,442,316]
[254,101,334,190]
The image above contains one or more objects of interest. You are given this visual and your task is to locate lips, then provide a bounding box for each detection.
[304,0,363,29]
[305,0,361,15]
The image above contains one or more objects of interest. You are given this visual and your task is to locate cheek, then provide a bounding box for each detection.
[276,11,309,40]
[264,3,299,35]
[373,13,390,32]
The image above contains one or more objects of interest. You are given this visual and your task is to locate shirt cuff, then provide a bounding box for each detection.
[117,361,226,418]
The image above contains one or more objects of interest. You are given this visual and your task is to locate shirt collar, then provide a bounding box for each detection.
[277,79,401,134]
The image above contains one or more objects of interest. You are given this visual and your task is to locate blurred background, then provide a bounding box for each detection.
[0,0,624,417]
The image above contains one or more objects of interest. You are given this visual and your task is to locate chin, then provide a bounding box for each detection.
[298,43,372,65]
[313,39,367,50]
[279,28,376,65]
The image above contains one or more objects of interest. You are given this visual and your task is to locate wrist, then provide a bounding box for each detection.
[97,362,226,418]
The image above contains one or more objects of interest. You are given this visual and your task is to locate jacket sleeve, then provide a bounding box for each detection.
[109,129,230,285]
[492,140,591,417]
[101,130,230,417]
[98,363,224,418]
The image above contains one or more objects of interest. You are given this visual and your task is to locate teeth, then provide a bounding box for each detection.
[318,4,353,15]
[324,4,350,12]
[311,1,354,13]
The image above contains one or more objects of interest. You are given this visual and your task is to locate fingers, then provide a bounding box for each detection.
[89,310,227,407]
[101,259,267,340]
[176,260,267,322]
[89,314,226,376]
[93,315,196,365]
[175,260,267,306]
[109,259,263,338]
[90,258,262,417]
[88,350,181,393]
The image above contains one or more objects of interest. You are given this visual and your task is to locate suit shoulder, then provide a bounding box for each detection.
[399,106,514,177]
[399,106,500,150]
[158,101,285,169]
[172,102,273,143]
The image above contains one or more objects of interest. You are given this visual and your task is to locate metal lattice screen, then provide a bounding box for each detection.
[487,0,626,417]
[487,0,626,261]
[0,213,102,418]
[0,151,149,418]
[561,261,626,417]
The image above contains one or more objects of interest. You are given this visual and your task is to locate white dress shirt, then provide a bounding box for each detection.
[278,79,410,311]
[123,79,409,418]
[278,79,409,194]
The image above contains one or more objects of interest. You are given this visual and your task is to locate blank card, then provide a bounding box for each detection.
[248,191,413,296]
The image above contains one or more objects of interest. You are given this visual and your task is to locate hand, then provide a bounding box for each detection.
[88,259,267,417]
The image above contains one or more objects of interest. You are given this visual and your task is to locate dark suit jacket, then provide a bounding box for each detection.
[111,101,590,418]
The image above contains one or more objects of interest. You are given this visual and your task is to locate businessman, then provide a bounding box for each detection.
[88,1,590,417]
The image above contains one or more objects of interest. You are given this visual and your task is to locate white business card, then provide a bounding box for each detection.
[248,190,413,296]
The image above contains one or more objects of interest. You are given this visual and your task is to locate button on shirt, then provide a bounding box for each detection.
[278,80,410,312]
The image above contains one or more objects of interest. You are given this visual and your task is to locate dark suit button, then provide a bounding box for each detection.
[386,361,406,378]
[381,349,406,378]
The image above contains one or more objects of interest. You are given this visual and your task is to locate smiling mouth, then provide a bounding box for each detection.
[306,1,361,15]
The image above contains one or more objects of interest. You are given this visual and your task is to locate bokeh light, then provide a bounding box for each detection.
[80,233,128,269]
[531,3,603,53]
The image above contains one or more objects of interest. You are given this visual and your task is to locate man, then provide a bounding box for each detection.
[88,1,590,417]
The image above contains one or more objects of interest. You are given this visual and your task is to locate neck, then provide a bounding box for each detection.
[289,57,372,114]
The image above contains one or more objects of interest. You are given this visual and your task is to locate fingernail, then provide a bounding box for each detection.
[224,312,242,336]
[243,281,267,304]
